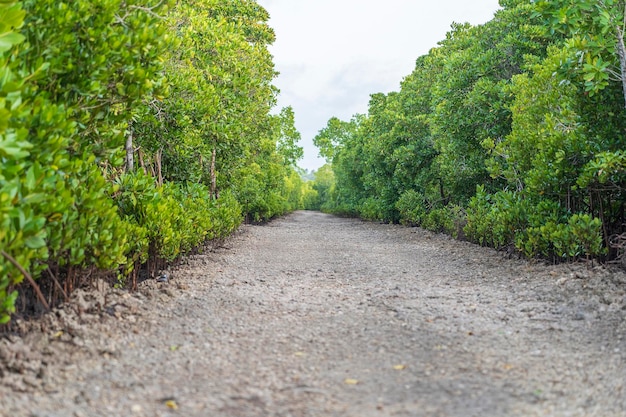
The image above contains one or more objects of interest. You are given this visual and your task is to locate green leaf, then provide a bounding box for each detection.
[24,235,46,249]
[0,31,24,52]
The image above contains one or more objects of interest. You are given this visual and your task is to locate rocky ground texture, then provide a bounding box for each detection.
[1,211,625,416]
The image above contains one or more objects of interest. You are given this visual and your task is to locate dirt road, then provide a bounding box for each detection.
[1,211,625,416]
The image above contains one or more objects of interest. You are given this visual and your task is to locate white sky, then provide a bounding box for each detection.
[257,0,502,171]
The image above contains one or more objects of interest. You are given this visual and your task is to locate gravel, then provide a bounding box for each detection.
[1,210,625,416]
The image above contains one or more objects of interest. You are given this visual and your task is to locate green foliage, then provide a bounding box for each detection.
[517,211,604,261]
[396,190,426,226]
[153,184,239,260]
[145,1,303,223]
[1,0,135,321]
[358,198,383,222]
[302,183,320,211]
[0,0,30,323]
[533,0,625,99]
[313,117,358,162]
[1,0,136,321]
[429,2,549,204]
[465,187,527,249]
[299,168,329,211]
[315,1,550,224]
[312,0,620,265]
[233,160,303,223]
[116,172,242,267]
[48,158,129,270]
[421,204,465,239]
[0,0,307,323]
[20,0,173,156]
[464,187,604,260]
[577,150,626,190]
[568,214,605,258]
[158,0,280,192]
[313,116,367,216]
[276,107,304,167]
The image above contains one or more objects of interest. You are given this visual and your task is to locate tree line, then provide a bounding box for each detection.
[0,0,313,323]
[311,0,626,265]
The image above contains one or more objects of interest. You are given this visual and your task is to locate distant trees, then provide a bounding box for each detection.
[312,0,625,263]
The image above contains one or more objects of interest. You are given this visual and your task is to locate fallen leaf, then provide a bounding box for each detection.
[393,364,406,371]
[52,331,63,338]
[170,345,179,352]
[294,351,306,357]
[165,400,178,410]
[344,378,359,385]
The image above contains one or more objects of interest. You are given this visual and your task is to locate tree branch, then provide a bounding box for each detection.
[615,25,626,108]
[1,250,50,312]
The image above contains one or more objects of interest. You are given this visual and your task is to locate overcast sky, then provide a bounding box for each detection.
[256,0,502,171]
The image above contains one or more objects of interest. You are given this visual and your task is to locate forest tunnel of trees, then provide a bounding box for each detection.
[3,0,626,324]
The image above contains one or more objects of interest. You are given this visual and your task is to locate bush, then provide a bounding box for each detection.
[516,212,605,261]
[514,199,567,259]
[234,163,302,223]
[464,187,527,249]
[396,190,426,226]
[422,204,466,238]
[0,0,294,324]
[1,2,127,321]
[359,197,383,221]
[463,188,605,260]
[568,214,605,258]
[116,172,243,271]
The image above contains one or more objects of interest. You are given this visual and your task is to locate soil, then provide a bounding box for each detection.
[1,210,625,417]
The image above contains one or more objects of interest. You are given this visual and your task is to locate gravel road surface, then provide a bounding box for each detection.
[1,211,625,416]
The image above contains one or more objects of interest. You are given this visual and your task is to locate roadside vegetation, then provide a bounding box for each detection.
[311,0,626,266]
[0,0,310,323]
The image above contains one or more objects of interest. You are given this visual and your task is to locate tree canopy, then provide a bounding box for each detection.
[0,0,306,323]
[313,0,623,263]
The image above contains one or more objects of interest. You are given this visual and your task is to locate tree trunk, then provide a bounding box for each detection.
[438,178,447,205]
[616,25,626,108]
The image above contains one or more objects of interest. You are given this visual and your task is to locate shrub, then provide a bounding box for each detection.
[396,190,426,226]
[116,172,243,270]
[514,202,605,261]
[568,214,605,258]
[464,187,527,249]
[359,197,383,221]
[422,204,466,238]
